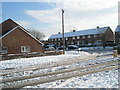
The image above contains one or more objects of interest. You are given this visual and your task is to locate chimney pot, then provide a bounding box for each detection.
[73,30,76,32]
[97,26,99,28]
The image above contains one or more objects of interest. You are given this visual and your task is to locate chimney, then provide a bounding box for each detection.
[97,26,99,28]
[73,30,76,32]
[58,32,60,34]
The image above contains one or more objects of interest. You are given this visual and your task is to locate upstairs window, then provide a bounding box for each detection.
[88,35,91,38]
[73,37,75,39]
[21,46,31,53]
[82,36,85,39]
[77,36,80,39]
[94,35,97,38]
[100,34,102,37]
[66,37,68,40]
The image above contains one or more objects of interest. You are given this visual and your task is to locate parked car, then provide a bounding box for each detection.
[43,44,55,51]
[113,44,120,54]
[57,46,66,50]
[67,45,79,50]
[47,47,55,51]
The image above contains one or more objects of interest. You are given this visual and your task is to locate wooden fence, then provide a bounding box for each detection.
[1,51,63,61]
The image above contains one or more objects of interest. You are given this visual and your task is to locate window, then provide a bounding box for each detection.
[88,35,91,38]
[73,37,75,39]
[71,42,74,44]
[77,36,80,39]
[67,42,69,45]
[54,38,57,41]
[76,41,80,45]
[58,43,60,46]
[1,47,8,54]
[66,37,68,40]
[82,36,85,39]
[100,34,102,37]
[79,41,85,45]
[94,35,97,38]
[21,46,31,53]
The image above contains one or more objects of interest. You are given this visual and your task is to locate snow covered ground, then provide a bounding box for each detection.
[27,69,118,88]
[0,51,91,70]
[0,50,119,88]
[0,50,114,70]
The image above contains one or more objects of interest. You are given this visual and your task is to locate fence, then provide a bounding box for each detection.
[1,51,63,61]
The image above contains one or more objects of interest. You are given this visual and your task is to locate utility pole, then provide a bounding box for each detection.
[62,9,65,54]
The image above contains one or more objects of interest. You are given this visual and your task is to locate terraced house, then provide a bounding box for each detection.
[48,26,114,46]
[115,25,120,44]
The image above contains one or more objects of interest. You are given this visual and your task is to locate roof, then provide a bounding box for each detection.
[0,26,19,39]
[49,27,110,39]
[1,19,19,35]
[0,26,43,45]
[115,25,120,32]
[1,18,29,35]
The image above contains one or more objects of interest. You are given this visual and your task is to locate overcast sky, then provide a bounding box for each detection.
[2,0,119,40]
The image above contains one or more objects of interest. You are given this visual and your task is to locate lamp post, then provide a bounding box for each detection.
[62,9,65,54]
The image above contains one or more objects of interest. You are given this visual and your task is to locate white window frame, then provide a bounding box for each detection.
[94,34,97,38]
[73,37,75,39]
[71,42,74,44]
[1,47,8,54]
[66,37,68,40]
[88,35,91,38]
[21,46,31,53]
[77,36,80,39]
[100,34,102,37]
[82,36,85,39]
[77,41,79,45]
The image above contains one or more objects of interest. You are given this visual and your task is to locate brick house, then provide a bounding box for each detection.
[115,25,120,44]
[48,26,114,46]
[0,19,44,54]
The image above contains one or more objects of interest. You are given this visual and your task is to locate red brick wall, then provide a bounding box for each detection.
[115,32,120,44]
[104,28,114,42]
[2,27,44,54]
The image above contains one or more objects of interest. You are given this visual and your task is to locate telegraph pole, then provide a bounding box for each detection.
[62,9,65,54]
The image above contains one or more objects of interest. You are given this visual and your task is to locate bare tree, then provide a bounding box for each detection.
[28,29,45,41]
